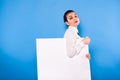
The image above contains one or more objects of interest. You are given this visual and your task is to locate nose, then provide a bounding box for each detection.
[74,17,79,21]
[74,17,77,20]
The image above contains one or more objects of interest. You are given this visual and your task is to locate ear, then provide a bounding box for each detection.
[65,22,69,26]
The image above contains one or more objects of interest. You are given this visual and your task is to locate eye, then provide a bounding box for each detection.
[75,15,78,18]
[69,17,73,20]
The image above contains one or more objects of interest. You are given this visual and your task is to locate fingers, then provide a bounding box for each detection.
[86,54,90,60]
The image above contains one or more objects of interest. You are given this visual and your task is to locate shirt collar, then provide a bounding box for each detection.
[69,26,78,33]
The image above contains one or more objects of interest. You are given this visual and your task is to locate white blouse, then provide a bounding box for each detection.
[64,26,86,58]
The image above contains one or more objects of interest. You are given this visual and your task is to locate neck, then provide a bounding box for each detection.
[69,26,77,28]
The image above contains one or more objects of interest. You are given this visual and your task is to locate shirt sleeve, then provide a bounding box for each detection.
[64,31,76,58]
[64,30,85,58]
[75,38,86,55]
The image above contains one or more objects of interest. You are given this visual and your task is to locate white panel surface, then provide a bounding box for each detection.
[36,38,91,80]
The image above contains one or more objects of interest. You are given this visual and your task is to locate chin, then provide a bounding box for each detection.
[75,23,79,26]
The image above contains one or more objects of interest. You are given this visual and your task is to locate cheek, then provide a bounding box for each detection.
[79,19,80,23]
[67,20,73,24]
[78,19,80,23]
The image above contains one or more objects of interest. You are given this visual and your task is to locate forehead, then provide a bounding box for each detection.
[66,12,77,17]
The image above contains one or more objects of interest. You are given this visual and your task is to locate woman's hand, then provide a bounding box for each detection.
[86,53,90,60]
[82,36,90,45]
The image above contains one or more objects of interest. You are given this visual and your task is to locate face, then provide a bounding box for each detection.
[66,12,80,27]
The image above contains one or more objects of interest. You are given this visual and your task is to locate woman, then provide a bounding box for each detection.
[64,10,90,59]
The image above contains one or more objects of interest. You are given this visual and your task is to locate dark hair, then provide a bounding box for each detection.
[63,10,75,22]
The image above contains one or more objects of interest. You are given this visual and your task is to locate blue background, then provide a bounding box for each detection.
[0,0,120,80]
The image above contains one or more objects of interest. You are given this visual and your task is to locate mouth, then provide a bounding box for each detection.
[75,21,78,23]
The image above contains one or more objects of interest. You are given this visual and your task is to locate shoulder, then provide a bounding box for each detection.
[65,28,75,34]
[64,28,75,38]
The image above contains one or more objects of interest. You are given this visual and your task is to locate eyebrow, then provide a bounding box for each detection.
[68,15,72,17]
[68,14,77,17]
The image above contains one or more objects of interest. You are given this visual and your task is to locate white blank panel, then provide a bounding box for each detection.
[36,38,91,80]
